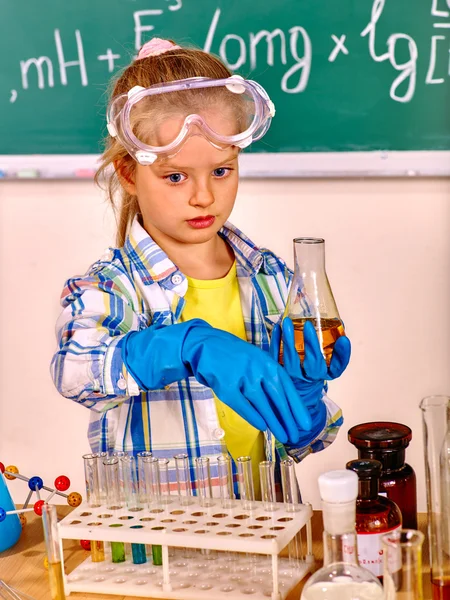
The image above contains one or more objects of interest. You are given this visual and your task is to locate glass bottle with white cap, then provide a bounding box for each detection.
[301,470,384,600]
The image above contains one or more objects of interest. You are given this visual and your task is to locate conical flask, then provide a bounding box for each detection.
[281,237,345,366]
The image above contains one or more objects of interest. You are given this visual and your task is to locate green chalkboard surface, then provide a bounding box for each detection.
[1,0,449,156]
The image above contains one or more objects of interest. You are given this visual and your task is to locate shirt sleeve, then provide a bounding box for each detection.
[50,260,141,412]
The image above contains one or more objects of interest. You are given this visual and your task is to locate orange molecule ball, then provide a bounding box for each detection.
[19,513,27,527]
[67,492,82,507]
[34,500,45,516]
[54,475,70,492]
[80,539,91,551]
[4,466,18,480]
[43,556,49,570]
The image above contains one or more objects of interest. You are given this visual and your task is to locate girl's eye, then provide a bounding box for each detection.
[213,167,231,178]
[166,173,186,184]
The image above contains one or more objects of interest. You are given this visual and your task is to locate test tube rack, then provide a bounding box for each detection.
[58,495,314,600]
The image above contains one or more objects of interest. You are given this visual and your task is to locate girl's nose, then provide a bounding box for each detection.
[189,186,214,208]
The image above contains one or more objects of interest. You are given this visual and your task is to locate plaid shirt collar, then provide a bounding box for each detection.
[124,215,267,292]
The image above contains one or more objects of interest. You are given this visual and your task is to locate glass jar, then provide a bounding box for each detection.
[346,459,402,581]
[348,422,417,530]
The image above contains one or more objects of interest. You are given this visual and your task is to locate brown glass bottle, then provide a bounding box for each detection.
[346,459,402,581]
[348,422,417,530]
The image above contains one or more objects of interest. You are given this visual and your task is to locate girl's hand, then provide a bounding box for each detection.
[269,317,351,447]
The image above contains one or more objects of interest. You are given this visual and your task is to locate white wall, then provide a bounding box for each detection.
[1,176,449,510]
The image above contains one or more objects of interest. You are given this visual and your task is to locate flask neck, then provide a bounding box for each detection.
[293,238,325,275]
[322,499,359,566]
[358,478,379,500]
[323,531,359,567]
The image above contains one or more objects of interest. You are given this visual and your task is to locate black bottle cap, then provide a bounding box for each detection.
[348,422,412,450]
[346,459,383,480]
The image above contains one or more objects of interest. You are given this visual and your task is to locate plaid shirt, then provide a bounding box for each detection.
[51,217,342,487]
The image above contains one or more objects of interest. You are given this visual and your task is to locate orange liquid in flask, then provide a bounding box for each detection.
[279,317,345,366]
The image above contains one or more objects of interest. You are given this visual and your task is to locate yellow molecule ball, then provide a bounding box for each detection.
[4,465,19,480]
[43,556,49,570]
[67,492,82,507]
[19,513,27,528]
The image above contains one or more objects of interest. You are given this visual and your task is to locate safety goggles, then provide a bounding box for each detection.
[106,76,275,165]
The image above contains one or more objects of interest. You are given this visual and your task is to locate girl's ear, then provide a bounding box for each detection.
[114,158,136,195]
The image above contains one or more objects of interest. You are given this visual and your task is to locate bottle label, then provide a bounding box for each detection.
[357,526,401,577]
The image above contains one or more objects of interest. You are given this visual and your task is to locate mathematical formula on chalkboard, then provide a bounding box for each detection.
[9,0,450,106]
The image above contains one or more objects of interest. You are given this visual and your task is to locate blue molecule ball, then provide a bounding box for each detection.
[28,476,44,491]
[0,507,6,522]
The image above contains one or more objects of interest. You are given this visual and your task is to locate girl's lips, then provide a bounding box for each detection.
[186,216,216,229]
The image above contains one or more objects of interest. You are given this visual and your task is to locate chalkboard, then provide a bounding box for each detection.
[1,0,449,176]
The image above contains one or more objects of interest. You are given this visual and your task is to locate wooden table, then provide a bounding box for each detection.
[0,509,431,599]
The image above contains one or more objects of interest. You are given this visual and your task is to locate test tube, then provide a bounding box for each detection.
[143,456,161,508]
[142,456,163,566]
[158,458,171,502]
[112,451,127,503]
[217,454,235,509]
[281,457,304,569]
[175,454,194,506]
[237,456,255,510]
[42,504,66,600]
[194,457,213,507]
[122,456,147,564]
[259,461,276,512]
[137,451,152,504]
[97,451,108,504]
[103,457,126,563]
[82,454,105,563]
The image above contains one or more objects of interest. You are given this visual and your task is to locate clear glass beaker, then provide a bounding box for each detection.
[280,237,345,366]
[420,395,450,598]
[382,529,424,600]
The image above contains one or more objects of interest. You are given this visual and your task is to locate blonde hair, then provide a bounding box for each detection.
[96,42,232,247]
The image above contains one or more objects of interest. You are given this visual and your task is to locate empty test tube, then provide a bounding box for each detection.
[96,451,108,504]
[259,461,276,512]
[103,457,126,563]
[237,456,255,510]
[137,451,152,504]
[217,454,235,509]
[158,458,172,503]
[82,454,105,563]
[122,455,146,564]
[143,456,161,508]
[112,451,127,503]
[194,457,213,507]
[281,457,304,568]
[175,454,193,506]
[42,504,66,600]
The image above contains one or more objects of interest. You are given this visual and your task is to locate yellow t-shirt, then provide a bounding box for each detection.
[179,262,265,495]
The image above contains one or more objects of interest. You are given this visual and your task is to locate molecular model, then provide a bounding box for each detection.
[0,461,82,526]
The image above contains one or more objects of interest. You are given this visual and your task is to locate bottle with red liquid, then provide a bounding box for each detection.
[346,459,402,582]
[348,421,418,530]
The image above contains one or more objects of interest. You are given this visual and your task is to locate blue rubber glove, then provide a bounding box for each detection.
[270,317,351,446]
[122,319,313,445]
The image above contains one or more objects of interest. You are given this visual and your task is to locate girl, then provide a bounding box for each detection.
[51,38,351,493]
